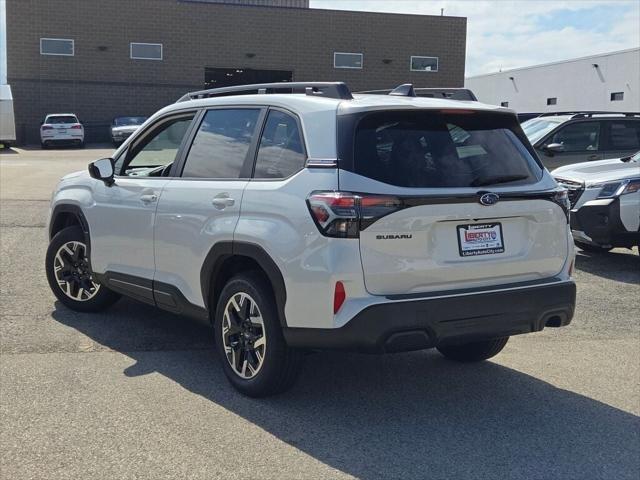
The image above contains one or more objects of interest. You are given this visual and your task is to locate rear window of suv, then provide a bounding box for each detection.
[349,110,541,188]
[46,115,78,124]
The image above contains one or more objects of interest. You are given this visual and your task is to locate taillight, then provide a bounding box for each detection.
[307,191,403,238]
[552,189,571,223]
[70,124,82,130]
[41,125,53,130]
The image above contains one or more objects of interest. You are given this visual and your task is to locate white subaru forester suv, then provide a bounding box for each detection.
[46,82,576,397]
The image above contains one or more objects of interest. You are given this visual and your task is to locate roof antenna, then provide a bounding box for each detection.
[389,84,416,97]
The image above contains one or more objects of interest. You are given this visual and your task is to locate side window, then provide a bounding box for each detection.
[550,122,600,152]
[120,115,194,176]
[182,109,260,178]
[254,110,306,179]
[606,121,640,150]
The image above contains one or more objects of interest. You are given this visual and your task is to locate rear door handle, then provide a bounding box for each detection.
[212,194,235,209]
[140,194,158,203]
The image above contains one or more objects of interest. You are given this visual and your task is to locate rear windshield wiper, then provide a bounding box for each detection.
[471,174,529,187]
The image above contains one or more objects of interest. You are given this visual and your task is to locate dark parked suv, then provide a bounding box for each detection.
[521,112,640,170]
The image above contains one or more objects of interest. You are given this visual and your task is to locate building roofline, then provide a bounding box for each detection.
[466,47,640,79]
[178,0,466,20]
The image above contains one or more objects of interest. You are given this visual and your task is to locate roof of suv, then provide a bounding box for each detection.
[164,91,508,118]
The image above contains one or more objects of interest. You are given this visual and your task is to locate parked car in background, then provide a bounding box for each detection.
[522,112,640,170]
[553,151,640,253]
[110,116,147,145]
[40,114,84,148]
[0,85,16,148]
[45,82,576,397]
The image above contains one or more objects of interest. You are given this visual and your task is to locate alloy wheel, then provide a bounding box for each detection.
[53,241,100,301]
[221,292,267,379]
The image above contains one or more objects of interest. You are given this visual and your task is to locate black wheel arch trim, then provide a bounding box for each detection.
[49,204,90,241]
[200,241,288,327]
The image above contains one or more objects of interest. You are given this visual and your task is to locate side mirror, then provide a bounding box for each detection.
[88,158,115,186]
[543,143,564,156]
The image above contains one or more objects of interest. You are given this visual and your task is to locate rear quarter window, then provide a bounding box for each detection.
[347,110,541,188]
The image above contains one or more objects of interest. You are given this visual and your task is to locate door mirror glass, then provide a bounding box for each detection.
[543,143,564,155]
[89,158,115,185]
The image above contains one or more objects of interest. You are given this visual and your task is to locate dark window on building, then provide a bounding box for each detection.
[182,109,260,178]
[606,121,640,150]
[204,67,292,89]
[352,111,539,188]
[40,38,74,56]
[500,101,509,107]
[610,92,624,101]
[547,97,557,105]
[550,122,600,152]
[130,43,163,60]
[410,56,439,72]
[121,115,194,176]
[334,52,363,69]
[254,110,306,179]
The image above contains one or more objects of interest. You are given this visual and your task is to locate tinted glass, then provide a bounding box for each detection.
[522,118,563,144]
[123,116,193,175]
[182,109,260,178]
[606,121,640,150]
[130,43,162,60]
[41,39,73,55]
[254,111,305,179]
[353,111,540,188]
[551,122,600,152]
[114,116,147,126]
[334,53,363,69]
[411,56,438,72]
[46,115,78,124]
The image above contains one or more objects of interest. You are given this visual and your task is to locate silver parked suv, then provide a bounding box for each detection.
[46,82,576,397]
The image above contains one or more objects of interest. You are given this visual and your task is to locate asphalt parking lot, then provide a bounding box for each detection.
[1,146,639,480]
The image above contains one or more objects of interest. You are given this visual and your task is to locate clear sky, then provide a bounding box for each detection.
[310,0,640,77]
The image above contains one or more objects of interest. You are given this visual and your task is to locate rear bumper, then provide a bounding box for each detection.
[283,279,576,353]
[570,198,639,248]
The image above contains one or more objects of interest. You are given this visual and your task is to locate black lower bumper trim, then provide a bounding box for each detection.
[283,280,576,353]
[571,198,639,248]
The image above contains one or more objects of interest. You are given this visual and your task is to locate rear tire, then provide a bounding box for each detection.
[46,226,120,312]
[213,272,303,397]
[437,337,509,363]
[575,241,612,253]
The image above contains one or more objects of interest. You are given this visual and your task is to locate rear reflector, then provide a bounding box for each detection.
[333,281,346,314]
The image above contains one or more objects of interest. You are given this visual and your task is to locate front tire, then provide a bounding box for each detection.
[575,241,612,253]
[437,337,509,362]
[46,226,120,312]
[213,272,302,397]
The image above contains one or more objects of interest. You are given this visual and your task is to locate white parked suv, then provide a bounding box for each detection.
[40,113,84,148]
[45,82,576,396]
[553,151,640,253]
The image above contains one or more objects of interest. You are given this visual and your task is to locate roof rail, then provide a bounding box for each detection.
[356,86,477,101]
[177,82,353,102]
[537,111,640,119]
[389,83,416,97]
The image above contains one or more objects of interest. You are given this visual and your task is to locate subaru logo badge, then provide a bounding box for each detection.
[479,193,499,206]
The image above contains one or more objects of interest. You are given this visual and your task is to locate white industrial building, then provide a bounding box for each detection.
[465,48,640,114]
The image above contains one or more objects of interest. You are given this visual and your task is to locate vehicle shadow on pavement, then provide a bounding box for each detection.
[51,300,640,480]
[575,248,640,284]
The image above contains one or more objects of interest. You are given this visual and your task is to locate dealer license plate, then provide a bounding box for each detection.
[457,223,505,257]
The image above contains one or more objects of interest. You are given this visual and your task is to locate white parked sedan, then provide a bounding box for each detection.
[40,113,84,148]
[553,151,640,252]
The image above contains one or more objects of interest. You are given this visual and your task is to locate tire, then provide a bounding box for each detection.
[41,142,49,149]
[46,226,120,312]
[575,241,612,253]
[437,337,509,363]
[213,272,303,397]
